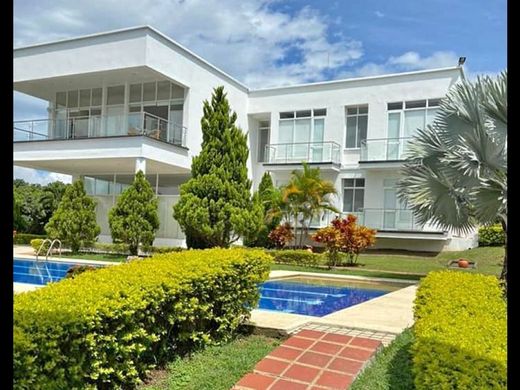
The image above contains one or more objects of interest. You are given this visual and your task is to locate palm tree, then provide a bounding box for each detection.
[397,71,507,284]
[283,163,338,247]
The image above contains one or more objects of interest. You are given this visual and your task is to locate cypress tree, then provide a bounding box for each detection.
[173,86,262,248]
[109,171,159,255]
[244,172,281,247]
[45,180,100,253]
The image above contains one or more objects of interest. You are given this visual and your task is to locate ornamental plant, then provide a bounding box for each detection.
[268,222,295,249]
[45,180,100,253]
[173,86,262,248]
[312,214,376,267]
[109,170,159,255]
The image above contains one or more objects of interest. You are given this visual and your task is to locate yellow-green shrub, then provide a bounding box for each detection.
[268,249,322,267]
[14,248,272,389]
[413,271,507,389]
[14,233,46,245]
[478,224,505,246]
[29,238,49,254]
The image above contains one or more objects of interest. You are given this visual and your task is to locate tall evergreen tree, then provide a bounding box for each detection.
[173,86,262,248]
[244,172,281,247]
[109,171,159,255]
[45,180,100,253]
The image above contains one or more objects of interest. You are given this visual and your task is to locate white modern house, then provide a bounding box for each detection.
[14,26,477,251]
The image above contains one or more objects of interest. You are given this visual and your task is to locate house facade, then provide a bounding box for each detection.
[14,26,477,251]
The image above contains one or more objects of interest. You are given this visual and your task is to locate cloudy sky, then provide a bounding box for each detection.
[13,0,506,184]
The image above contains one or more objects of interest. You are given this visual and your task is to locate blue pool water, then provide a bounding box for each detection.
[258,277,401,317]
[13,258,99,285]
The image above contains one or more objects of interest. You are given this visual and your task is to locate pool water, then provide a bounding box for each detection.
[13,258,99,285]
[257,277,407,317]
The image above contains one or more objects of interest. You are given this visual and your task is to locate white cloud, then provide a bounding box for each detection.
[375,11,384,18]
[388,51,458,70]
[14,0,363,88]
[14,167,72,185]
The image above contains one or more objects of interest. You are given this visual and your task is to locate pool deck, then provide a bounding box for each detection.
[250,270,418,336]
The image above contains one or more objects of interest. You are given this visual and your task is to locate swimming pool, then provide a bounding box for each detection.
[257,276,408,317]
[13,258,100,285]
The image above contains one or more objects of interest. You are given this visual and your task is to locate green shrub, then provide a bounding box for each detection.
[413,271,507,389]
[14,248,272,389]
[149,246,185,254]
[269,249,322,267]
[478,224,505,246]
[29,239,50,254]
[14,233,46,245]
[92,242,130,254]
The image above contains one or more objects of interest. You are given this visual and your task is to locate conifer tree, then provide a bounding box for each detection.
[173,86,262,248]
[244,172,281,247]
[109,171,159,255]
[45,180,100,253]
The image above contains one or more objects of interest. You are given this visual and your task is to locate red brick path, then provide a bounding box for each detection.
[233,329,382,390]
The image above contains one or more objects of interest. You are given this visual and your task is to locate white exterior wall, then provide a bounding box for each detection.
[13,27,476,251]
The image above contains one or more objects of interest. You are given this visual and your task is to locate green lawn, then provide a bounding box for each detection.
[141,334,281,390]
[350,329,414,390]
[61,252,127,262]
[273,247,503,278]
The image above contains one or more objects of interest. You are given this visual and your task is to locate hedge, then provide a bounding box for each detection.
[14,248,272,389]
[478,224,506,246]
[13,233,46,245]
[413,271,507,389]
[268,249,322,267]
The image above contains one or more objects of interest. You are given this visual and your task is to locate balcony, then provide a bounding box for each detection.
[359,137,412,167]
[311,209,445,234]
[263,142,341,170]
[14,112,187,148]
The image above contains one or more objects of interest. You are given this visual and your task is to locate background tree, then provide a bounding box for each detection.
[279,163,338,247]
[109,171,159,255]
[45,180,100,253]
[244,172,281,247]
[173,86,262,248]
[397,71,507,283]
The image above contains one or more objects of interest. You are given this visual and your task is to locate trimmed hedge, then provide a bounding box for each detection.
[413,271,507,389]
[13,233,46,245]
[30,238,50,254]
[268,249,322,267]
[14,248,272,389]
[478,224,506,246]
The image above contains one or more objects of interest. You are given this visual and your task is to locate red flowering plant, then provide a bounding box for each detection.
[268,222,295,249]
[312,214,376,267]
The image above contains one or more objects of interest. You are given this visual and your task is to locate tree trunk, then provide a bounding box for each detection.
[500,219,507,290]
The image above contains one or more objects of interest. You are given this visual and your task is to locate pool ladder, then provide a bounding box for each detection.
[36,239,62,262]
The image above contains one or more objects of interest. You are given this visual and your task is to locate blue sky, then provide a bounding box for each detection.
[13,0,506,183]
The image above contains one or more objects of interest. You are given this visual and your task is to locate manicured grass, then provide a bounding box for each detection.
[350,328,414,390]
[141,334,281,390]
[273,247,503,277]
[61,252,127,262]
[270,264,423,281]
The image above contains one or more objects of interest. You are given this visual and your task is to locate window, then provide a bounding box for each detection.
[106,86,124,105]
[345,105,368,148]
[258,121,270,162]
[343,178,365,212]
[387,98,441,139]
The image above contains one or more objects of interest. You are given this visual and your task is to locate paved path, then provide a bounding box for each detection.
[233,329,382,390]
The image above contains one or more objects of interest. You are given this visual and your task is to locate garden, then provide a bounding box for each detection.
[13,74,507,389]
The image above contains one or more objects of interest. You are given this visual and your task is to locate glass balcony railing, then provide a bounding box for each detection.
[13,112,187,148]
[311,209,440,232]
[360,137,412,162]
[263,142,341,165]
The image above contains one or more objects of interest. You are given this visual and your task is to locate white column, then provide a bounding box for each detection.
[135,157,146,174]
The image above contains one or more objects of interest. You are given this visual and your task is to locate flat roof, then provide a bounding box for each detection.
[14,25,465,94]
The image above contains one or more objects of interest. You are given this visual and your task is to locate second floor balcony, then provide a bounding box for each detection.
[14,112,187,148]
[263,141,341,168]
[360,137,412,164]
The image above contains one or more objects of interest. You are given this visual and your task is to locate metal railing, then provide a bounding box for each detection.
[263,141,341,165]
[14,112,187,147]
[360,137,412,162]
[310,208,442,232]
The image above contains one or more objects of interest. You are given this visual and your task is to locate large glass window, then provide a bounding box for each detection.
[345,105,368,148]
[387,98,441,139]
[343,178,365,212]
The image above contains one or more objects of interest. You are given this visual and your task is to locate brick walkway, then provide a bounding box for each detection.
[233,329,382,390]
